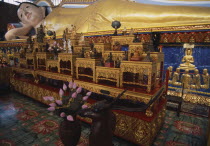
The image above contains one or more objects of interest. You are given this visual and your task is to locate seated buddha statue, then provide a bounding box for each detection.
[201,68,209,89]
[180,48,195,70]
[192,69,201,89]
[181,69,192,89]
[172,68,181,86]
[130,50,141,61]
[168,66,173,84]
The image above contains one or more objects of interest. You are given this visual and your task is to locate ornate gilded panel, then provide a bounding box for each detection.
[96,66,120,87]
[94,43,111,56]
[76,58,100,82]
[103,51,125,61]
[111,36,134,49]
[120,61,157,93]
[128,43,146,61]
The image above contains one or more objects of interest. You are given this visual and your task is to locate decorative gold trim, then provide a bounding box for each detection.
[168,87,210,106]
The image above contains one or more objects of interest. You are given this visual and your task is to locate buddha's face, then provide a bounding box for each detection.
[195,69,198,74]
[17,3,44,27]
[176,68,180,72]
[186,49,191,55]
[203,69,208,74]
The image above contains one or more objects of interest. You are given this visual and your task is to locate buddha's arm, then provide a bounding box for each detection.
[190,57,194,63]
[5,25,33,41]
[181,57,186,62]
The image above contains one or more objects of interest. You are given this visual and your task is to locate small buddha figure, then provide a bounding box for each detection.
[181,69,192,89]
[192,69,201,89]
[201,68,209,89]
[133,33,140,43]
[98,57,104,66]
[63,39,67,52]
[113,41,121,51]
[78,33,85,46]
[115,57,121,68]
[11,48,15,54]
[19,47,25,58]
[67,39,72,53]
[27,45,32,53]
[172,68,181,86]
[129,28,134,36]
[122,27,127,35]
[0,49,4,54]
[52,31,56,40]
[90,48,97,59]
[180,48,195,70]
[122,51,128,61]
[36,24,45,43]
[105,52,114,67]
[130,50,141,61]
[71,25,77,37]
[168,66,173,84]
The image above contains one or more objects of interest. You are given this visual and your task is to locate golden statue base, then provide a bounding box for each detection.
[179,66,196,70]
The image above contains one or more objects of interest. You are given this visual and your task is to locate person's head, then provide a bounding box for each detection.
[17,2,48,27]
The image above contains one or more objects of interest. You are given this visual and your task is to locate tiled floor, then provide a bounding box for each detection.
[0,91,208,146]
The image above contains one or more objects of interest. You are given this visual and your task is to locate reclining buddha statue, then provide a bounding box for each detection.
[5,0,210,40]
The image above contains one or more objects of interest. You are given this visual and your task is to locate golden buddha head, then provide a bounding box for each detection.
[203,68,208,75]
[17,2,46,27]
[194,69,199,74]
[176,68,180,72]
[168,66,173,71]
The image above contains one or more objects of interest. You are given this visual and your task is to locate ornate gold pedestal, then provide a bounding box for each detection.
[58,53,77,75]
[111,36,134,49]
[94,43,111,56]
[36,52,54,70]
[96,66,120,87]
[128,43,146,61]
[10,76,166,146]
[120,61,157,93]
[26,53,36,69]
[76,58,100,82]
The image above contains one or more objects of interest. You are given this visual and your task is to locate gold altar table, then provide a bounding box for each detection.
[111,36,134,49]
[120,61,157,93]
[74,46,91,55]
[58,53,77,75]
[128,42,147,61]
[94,43,111,56]
[76,58,100,82]
[19,58,27,68]
[36,70,72,82]
[10,76,166,146]
[96,66,120,87]
[36,52,54,70]
[142,52,164,80]
[46,59,58,72]
[26,53,36,69]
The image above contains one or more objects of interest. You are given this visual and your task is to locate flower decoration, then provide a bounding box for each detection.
[43,82,92,121]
